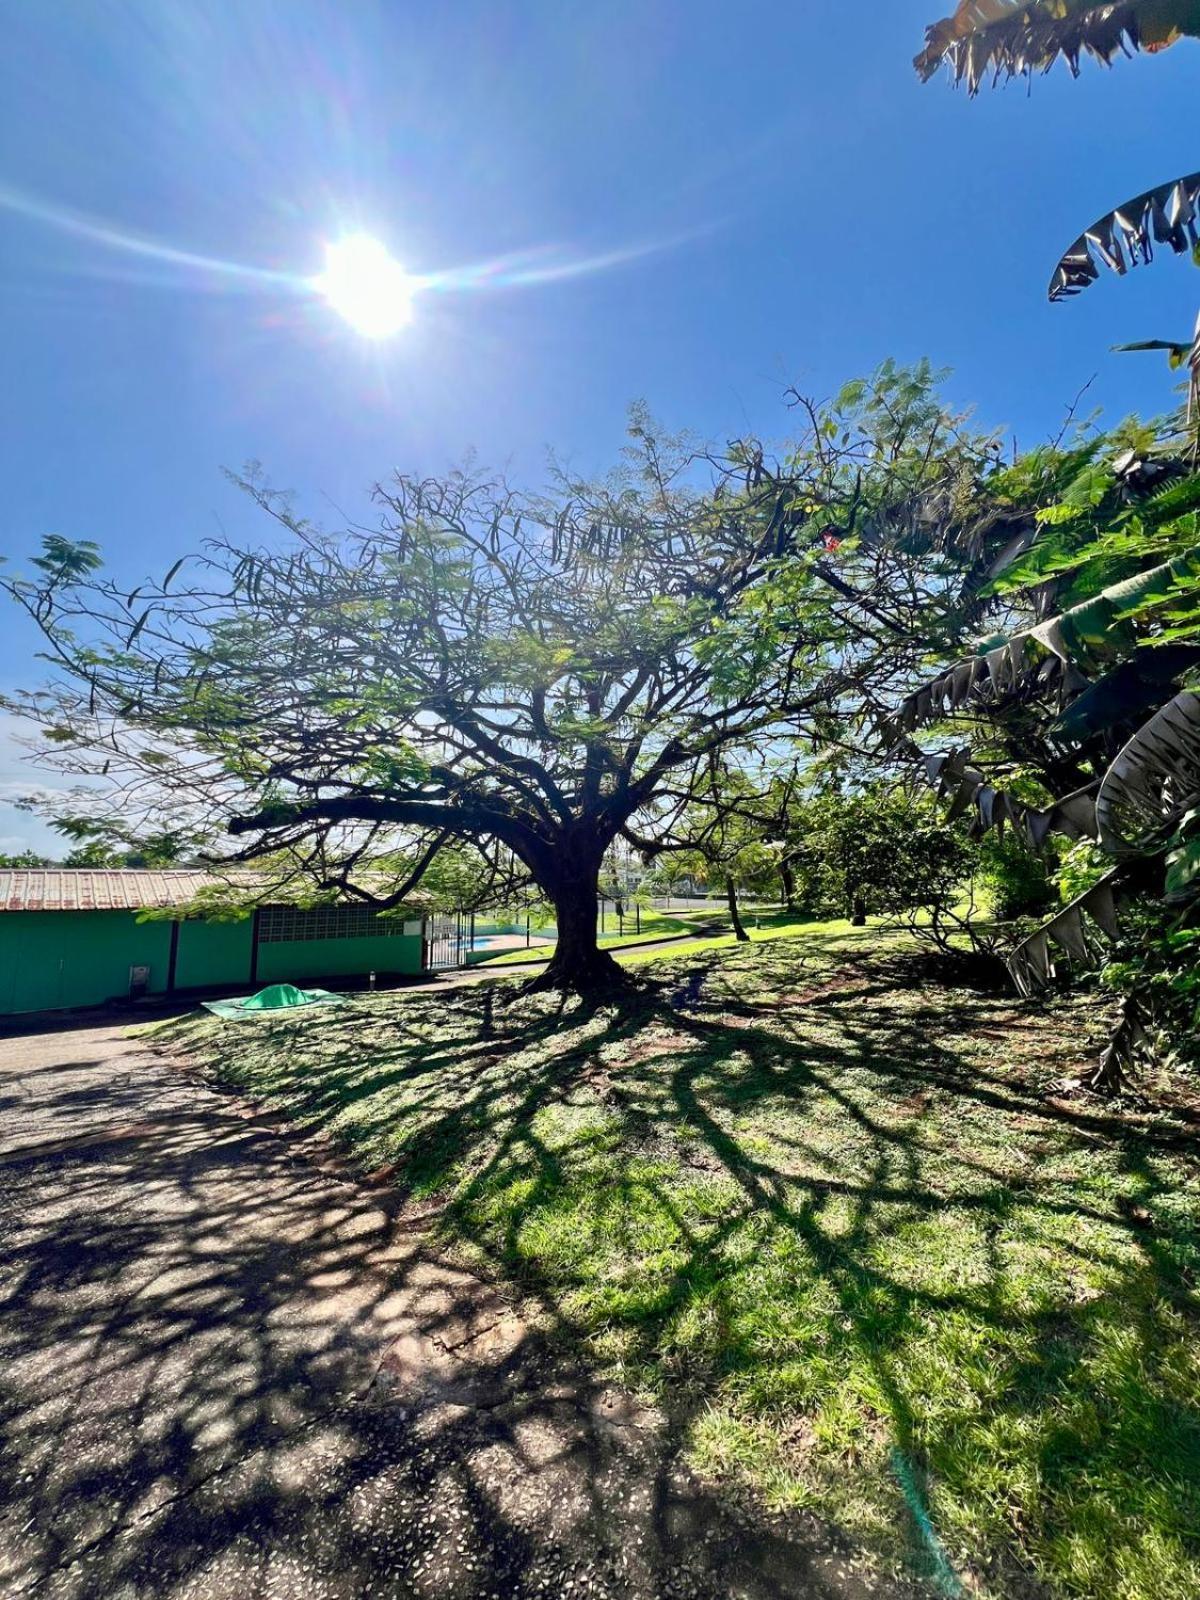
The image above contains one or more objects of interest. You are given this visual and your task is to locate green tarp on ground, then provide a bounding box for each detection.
[202,983,348,1020]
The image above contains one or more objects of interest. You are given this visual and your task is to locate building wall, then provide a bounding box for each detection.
[0,911,173,1015]
[256,932,423,984]
[175,918,254,990]
[0,910,428,1015]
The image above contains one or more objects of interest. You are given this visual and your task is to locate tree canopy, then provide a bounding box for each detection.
[4,427,917,991]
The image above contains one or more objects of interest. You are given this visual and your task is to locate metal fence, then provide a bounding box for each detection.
[424,912,467,971]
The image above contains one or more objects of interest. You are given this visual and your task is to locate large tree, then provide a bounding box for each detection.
[5,436,897,992]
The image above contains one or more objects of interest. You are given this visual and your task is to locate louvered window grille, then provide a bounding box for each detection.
[257,905,411,943]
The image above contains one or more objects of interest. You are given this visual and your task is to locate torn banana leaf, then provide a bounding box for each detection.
[883,544,1200,739]
[1118,315,1200,426]
[916,1,1200,90]
[880,638,1055,740]
[1049,171,1200,301]
[1092,995,1150,1090]
[1007,871,1122,996]
[909,743,1100,846]
[1096,689,1200,853]
[1049,645,1200,744]
[1114,338,1197,367]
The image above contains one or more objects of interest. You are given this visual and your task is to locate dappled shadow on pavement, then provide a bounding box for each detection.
[0,1021,906,1599]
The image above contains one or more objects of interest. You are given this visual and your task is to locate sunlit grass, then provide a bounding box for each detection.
[480,907,887,968]
[472,906,700,966]
[621,913,903,964]
[159,930,1200,1599]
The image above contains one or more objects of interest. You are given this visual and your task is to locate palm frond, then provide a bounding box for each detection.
[916,1,1200,90]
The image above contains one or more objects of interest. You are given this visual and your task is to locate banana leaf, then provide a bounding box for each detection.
[1095,688,1200,853]
[1007,871,1122,996]
[1049,644,1200,744]
[884,544,1200,739]
[1114,338,1197,366]
[917,1,1200,89]
[911,744,1100,846]
[881,638,1054,739]
[1049,172,1200,301]
[1118,315,1200,427]
[1094,995,1149,1089]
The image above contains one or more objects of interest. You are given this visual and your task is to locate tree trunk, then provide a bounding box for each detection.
[850,893,867,927]
[522,869,627,995]
[726,875,750,943]
[780,862,796,913]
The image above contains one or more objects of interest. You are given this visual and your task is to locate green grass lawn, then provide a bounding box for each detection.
[621,910,890,964]
[156,929,1200,1599]
[473,908,739,966]
[471,904,839,966]
[473,906,700,965]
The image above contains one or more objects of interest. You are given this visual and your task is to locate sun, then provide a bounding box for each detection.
[316,234,415,338]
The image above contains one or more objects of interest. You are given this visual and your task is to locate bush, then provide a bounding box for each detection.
[978,832,1057,921]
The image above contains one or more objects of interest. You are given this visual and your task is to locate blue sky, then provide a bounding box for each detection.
[1,1,1197,853]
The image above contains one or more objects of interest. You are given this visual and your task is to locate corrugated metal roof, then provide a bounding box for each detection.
[0,870,220,913]
[0,870,431,915]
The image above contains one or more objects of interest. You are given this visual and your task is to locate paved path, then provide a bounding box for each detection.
[0,1021,918,1600]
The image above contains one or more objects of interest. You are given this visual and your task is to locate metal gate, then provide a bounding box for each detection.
[424,911,467,971]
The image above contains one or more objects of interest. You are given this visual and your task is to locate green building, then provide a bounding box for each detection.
[0,869,433,1016]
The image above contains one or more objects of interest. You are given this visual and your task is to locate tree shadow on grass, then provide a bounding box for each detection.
[399,955,1200,1598]
[22,946,1195,1599]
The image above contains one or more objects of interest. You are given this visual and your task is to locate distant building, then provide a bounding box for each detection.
[0,869,433,1016]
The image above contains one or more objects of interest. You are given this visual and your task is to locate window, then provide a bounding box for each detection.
[257,905,415,943]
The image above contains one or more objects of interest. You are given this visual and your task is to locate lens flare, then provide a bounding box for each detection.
[0,181,707,343]
[314,234,414,338]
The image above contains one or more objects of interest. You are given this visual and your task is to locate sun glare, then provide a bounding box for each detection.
[316,234,415,338]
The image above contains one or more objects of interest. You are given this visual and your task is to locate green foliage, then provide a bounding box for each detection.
[1099,900,1200,1073]
[879,410,1200,1068]
[30,534,102,582]
[669,765,787,912]
[1166,808,1200,900]
[51,815,201,868]
[1054,839,1113,905]
[788,787,974,921]
[985,455,1200,614]
[978,830,1056,920]
[383,840,511,913]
